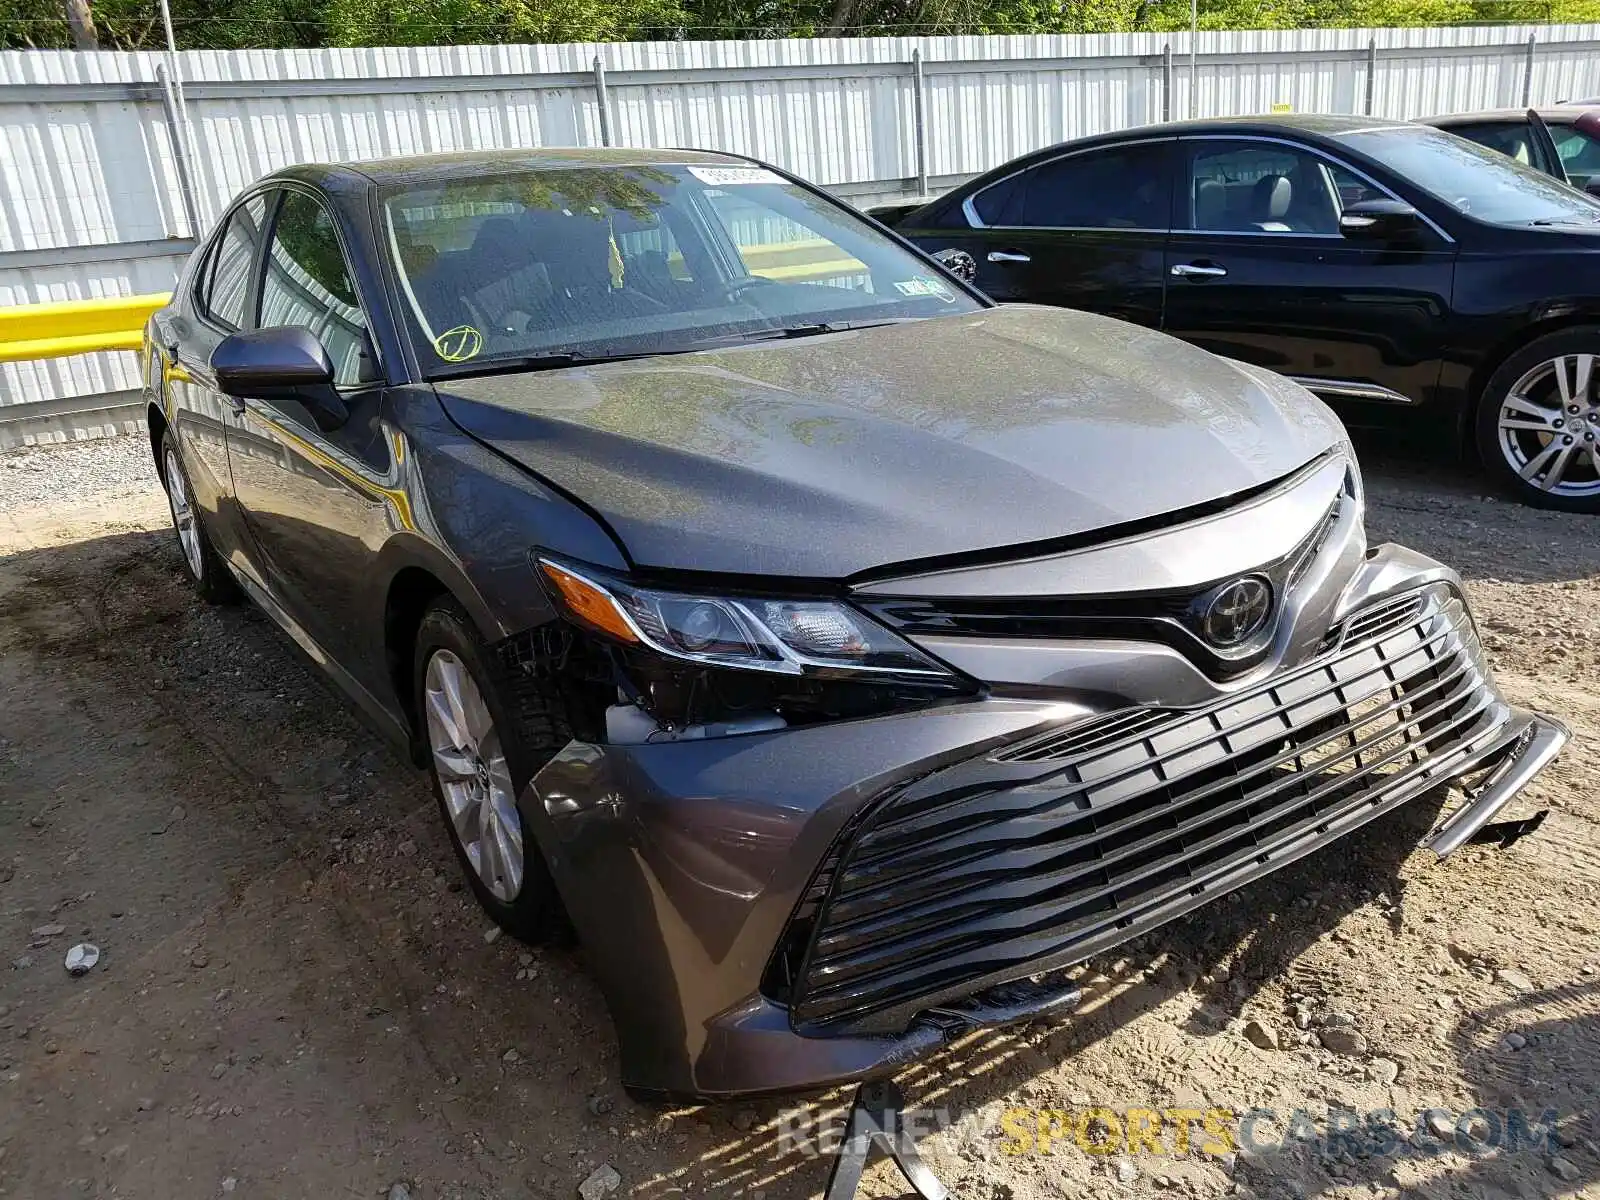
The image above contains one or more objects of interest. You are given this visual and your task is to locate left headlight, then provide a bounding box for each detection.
[536,557,959,684]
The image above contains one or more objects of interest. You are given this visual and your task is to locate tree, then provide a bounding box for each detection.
[62,0,99,48]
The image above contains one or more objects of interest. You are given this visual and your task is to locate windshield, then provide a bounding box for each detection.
[382,163,981,374]
[1339,125,1600,226]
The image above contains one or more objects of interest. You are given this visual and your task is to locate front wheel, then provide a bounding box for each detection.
[159,430,240,604]
[413,599,566,942]
[1475,329,1600,512]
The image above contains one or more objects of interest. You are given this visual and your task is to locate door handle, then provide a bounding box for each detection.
[987,250,1031,264]
[1170,262,1228,278]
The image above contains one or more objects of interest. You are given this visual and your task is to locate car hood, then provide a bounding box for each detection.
[435,305,1346,579]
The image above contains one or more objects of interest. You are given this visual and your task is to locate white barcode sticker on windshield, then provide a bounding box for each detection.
[894,276,955,301]
[688,165,784,186]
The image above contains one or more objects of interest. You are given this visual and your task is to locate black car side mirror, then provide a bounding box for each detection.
[930,248,978,283]
[212,326,348,431]
[1339,199,1425,244]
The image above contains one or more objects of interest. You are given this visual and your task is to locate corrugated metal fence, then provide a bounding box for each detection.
[3,25,1599,442]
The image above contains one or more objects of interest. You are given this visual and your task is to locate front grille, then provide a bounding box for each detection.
[862,493,1344,681]
[781,585,1504,1034]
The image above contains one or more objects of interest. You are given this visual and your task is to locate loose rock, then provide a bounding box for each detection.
[1365,1057,1400,1085]
[578,1163,621,1200]
[388,1184,412,1200]
[1501,1031,1528,1051]
[1244,1018,1277,1050]
[1495,967,1533,991]
[1549,1157,1580,1182]
[1318,1027,1369,1057]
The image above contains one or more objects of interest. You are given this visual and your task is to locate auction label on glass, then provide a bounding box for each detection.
[688,166,785,186]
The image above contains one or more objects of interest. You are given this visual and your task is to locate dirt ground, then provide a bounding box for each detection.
[1,440,1598,1200]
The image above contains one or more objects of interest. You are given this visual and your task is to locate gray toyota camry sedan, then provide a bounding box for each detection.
[143,147,1568,1100]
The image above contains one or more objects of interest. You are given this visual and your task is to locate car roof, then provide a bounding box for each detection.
[1422,105,1600,125]
[262,146,755,195]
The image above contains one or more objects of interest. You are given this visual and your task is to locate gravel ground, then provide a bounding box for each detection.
[0,436,156,512]
[0,434,1597,1200]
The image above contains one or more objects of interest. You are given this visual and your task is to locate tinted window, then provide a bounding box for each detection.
[1551,124,1600,178]
[1186,141,1345,234]
[971,173,1025,225]
[382,164,981,374]
[203,194,268,329]
[260,191,371,387]
[1444,121,1538,167]
[974,144,1170,229]
[1340,125,1600,226]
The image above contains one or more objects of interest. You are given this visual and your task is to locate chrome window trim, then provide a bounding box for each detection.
[1179,133,1457,245]
[1291,376,1419,405]
[963,136,1179,231]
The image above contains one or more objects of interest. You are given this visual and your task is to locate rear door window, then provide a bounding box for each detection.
[971,144,1171,230]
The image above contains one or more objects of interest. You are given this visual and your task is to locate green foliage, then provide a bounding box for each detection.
[5,0,1598,50]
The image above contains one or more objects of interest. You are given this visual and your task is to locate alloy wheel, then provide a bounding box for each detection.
[1495,353,1600,498]
[423,649,524,903]
[163,445,205,579]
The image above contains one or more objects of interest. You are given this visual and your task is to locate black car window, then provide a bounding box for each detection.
[973,144,1170,230]
[1551,124,1600,177]
[1442,122,1538,168]
[1340,124,1600,226]
[970,172,1026,225]
[1185,141,1344,234]
[202,193,268,330]
[260,191,372,387]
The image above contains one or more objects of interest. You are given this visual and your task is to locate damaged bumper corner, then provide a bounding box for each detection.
[1423,712,1570,858]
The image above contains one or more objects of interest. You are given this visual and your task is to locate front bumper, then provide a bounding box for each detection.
[523,544,1566,1100]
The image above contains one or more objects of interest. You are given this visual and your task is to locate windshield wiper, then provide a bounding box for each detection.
[1529,214,1600,226]
[689,317,921,349]
[430,350,658,380]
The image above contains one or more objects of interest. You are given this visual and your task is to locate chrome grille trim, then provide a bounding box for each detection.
[785,584,1505,1034]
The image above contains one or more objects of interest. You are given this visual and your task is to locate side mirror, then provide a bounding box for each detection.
[1582,177,1600,199]
[212,326,348,430]
[930,248,978,283]
[1339,198,1425,244]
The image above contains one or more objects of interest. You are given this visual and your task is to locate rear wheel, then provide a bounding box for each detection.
[1475,329,1600,512]
[413,599,566,941]
[159,431,240,604]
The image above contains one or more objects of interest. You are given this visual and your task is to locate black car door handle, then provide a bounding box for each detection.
[987,250,1031,264]
[1171,262,1228,278]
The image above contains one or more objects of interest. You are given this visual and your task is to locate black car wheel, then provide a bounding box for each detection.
[412,598,567,942]
[159,430,241,604]
[1476,328,1600,512]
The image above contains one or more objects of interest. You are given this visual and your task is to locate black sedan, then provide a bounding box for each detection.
[1421,105,1600,197]
[878,114,1600,511]
[143,147,1565,1099]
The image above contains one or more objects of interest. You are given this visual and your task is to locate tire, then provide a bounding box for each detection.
[159,429,241,604]
[1474,327,1600,512]
[412,598,567,942]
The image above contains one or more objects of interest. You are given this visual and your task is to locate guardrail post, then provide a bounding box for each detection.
[1365,38,1377,115]
[155,62,201,239]
[1521,34,1537,106]
[1162,43,1173,122]
[593,55,613,147]
[911,48,928,199]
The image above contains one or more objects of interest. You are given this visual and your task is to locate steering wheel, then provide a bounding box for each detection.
[723,275,780,303]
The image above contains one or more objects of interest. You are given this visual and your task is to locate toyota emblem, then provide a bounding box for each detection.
[1199,576,1274,648]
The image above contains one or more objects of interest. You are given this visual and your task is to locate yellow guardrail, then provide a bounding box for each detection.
[0,293,169,364]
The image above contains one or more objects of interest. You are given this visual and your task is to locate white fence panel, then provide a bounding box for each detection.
[3,25,1600,430]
